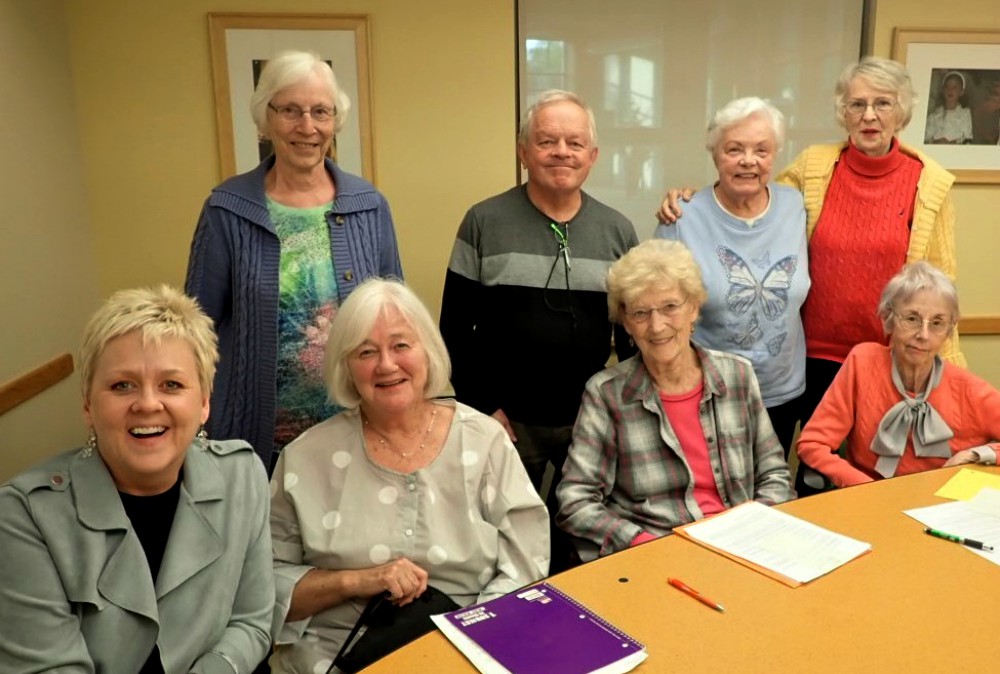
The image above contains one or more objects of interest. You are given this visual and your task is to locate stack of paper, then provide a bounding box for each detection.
[674,501,872,586]
[905,483,1000,567]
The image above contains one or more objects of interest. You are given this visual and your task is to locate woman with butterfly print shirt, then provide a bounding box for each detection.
[655,97,810,457]
[659,59,963,450]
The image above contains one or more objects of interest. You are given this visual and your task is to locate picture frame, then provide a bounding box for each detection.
[208,13,375,182]
[892,28,1000,184]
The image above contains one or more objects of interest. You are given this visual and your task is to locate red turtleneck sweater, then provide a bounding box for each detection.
[803,139,922,363]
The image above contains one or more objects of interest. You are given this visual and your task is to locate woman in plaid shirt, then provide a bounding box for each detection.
[556,240,794,561]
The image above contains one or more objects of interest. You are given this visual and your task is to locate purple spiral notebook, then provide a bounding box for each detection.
[432,582,647,674]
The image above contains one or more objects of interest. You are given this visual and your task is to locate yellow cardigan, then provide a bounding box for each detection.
[775,141,964,365]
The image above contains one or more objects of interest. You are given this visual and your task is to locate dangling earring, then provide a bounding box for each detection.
[628,336,635,347]
[196,426,209,449]
[81,430,96,458]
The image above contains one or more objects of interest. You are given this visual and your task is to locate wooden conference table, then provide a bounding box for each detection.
[364,466,999,673]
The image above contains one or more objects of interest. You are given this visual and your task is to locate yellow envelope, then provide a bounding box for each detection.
[935,467,1000,501]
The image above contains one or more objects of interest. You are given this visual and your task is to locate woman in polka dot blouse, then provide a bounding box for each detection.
[268,278,551,673]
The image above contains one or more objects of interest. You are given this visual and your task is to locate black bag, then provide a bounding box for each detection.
[331,587,460,673]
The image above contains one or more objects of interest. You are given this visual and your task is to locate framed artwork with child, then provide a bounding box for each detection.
[893,28,1000,184]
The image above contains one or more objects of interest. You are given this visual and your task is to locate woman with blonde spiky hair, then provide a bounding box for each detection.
[0,285,273,673]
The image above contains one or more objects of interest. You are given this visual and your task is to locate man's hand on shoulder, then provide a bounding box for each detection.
[656,187,695,223]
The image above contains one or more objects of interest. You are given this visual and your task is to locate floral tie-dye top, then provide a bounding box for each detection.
[269,199,342,452]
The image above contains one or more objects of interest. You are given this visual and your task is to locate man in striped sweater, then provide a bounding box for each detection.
[440,90,638,570]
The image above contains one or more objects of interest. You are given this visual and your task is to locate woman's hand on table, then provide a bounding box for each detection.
[943,449,982,468]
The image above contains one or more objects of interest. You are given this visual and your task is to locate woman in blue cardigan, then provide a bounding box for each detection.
[186,51,403,472]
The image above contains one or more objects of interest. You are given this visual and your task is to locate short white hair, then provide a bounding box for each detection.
[876,261,959,334]
[249,50,351,135]
[705,97,785,153]
[323,278,451,408]
[518,89,598,147]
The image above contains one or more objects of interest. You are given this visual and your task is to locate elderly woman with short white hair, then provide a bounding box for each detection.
[660,57,963,434]
[269,278,548,673]
[655,96,810,456]
[556,240,794,562]
[187,50,403,474]
[797,262,1000,488]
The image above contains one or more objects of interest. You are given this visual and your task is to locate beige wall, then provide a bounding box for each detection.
[63,0,517,318]
[0,0,101,480]
[63,0,1000,376]
[871,1,1000,384]
[3,0,998,479]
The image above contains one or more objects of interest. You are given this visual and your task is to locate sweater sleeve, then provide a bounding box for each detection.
[375,192,404,279]
[964,372,1000,461]
[795,350,874,488]
[745,366,796,504]
[440,210,500,415]
[185,201,232,329]
[923,193,964,366]
[774,149,807,192]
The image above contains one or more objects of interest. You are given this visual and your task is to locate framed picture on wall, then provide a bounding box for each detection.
[208,13,375,182]
[892,28,1000,185]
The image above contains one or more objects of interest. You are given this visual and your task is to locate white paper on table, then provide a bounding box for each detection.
[904,487,1000,566]
[680,501,872,583]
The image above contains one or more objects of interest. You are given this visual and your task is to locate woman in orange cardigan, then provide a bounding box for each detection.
[796,262,999,488]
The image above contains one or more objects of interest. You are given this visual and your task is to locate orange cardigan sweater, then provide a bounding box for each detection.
[796,343,1000,487]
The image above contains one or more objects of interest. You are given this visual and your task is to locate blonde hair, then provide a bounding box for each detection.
[834,56,917,130]
[80,285,218,398]
[606,240,707,323]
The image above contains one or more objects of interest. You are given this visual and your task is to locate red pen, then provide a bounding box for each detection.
[668,578,725,613]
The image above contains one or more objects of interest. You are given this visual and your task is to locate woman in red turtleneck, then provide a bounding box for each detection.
[661,58,961,418]
[658,57,961,491]
[773,56,961,424]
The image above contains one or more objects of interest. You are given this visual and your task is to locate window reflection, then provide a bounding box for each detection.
[519,0,864,238]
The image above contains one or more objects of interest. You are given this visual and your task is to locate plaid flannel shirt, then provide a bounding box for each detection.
[556,344,794,561]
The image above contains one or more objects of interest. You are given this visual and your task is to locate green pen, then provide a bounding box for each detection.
[924,527,994,552]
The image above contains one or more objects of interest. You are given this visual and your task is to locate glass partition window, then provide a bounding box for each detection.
[518,0,866,237]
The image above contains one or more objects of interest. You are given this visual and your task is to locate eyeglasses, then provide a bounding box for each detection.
[844,98,897,117]
[892,311,953,335]
[624,298,688,323]
[268,103,335,123]
[544,222,575,322]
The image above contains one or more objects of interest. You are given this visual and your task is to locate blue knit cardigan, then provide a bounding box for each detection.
[185,157,403,469]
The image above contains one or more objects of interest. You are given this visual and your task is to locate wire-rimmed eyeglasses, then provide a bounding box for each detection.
[843,98,896,118]
[268,103,335,123]
[892,311,953,336]
[624,298,689,323]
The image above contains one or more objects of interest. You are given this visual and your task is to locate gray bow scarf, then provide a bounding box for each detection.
[870,353,954,478]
